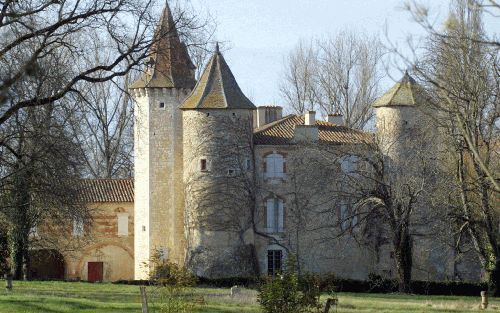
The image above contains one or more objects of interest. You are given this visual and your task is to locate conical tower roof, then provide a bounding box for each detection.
[129,2,196,89]
[180,44,256,110]
[373,72,428,107]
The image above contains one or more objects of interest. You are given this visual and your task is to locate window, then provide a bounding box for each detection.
[142,225,146,232]
[267,250,283,276]
[200,159,207,171]
[339,199,357,230]
[73,218,84,237]
[117,213,129,236]
[159,102,165,109]
[265,198,284,233]
[245,158,251,171]
[265,153,285,179]
[340,201,350,230]
[227,169,235,176]
[340,155,358,174]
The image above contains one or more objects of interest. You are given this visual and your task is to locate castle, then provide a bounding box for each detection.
[29,3,480,283]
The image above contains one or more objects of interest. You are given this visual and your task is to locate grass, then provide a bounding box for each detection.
[0,281,498,313]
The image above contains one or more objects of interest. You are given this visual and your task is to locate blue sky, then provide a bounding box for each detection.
[188,0,497,108]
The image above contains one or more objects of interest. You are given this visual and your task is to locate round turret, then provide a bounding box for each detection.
[373,72,435,163]
[181,46,257,278]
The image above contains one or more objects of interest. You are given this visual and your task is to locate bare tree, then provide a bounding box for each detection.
[399,0,499,293]
[0,0,212,278]
[316,31,383,128]
[0,103,88,279]
[280,32,384,129]
[280,40,319,114]
[399,0,499,192]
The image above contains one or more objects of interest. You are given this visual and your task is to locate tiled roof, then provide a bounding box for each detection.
[373,72,429,107]
[129,2,196,90]
[180,44,256,110]
[79,179,134,203]
[253,115,372,145]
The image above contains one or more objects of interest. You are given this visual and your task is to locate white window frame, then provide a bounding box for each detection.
[117,213,129,237]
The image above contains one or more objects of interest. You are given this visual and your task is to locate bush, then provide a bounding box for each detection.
[258,256,325,313]
[197,276,261,288]
[147,251,200,313]
[149,251,196,287]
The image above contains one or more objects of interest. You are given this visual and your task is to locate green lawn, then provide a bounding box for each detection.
[0,281,498,313]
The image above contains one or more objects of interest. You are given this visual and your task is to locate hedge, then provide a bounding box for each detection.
[113,275,488,297]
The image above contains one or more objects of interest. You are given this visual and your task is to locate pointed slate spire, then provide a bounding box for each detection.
[373,71,427,107]
[129,1,196,89]
[180,44,255,110]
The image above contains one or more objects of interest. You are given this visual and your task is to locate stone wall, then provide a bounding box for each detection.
[64,202,134,282]
[132,87,190,280]
[182,109,257,278]
[253,144,382,279]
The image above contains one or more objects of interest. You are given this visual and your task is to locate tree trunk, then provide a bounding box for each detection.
[394,227,412,293]
[490,257,500,296]
[9,225,28,280]
[9,166,31,280]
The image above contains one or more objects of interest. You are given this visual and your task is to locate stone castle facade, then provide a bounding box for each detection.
[33,3,480,282]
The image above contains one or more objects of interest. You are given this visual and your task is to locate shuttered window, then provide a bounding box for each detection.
[265,198,284,233]
[117,213,129,236]
[73,218,84,237]
[264,153,285,178]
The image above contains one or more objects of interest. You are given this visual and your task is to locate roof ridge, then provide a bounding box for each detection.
[217,53,229,108]
[253,114,297,134]
[81,178,133,181]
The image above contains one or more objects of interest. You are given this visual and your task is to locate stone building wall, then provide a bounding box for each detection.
[182,109,257,278]
[132,87,190,280]
[253,144,384,279]
[64,202,134,282]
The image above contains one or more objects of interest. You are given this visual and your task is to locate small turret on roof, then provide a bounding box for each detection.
[180,43,256,110]
[129,1,196,90]
[373,71,429,107]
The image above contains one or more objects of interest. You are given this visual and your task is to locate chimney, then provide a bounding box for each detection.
[305,111,316,125]
[327,113,344,126]
[294,111,318,142]
[255,106,283,128]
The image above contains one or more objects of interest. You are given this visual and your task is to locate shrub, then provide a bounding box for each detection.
[258,256,326,313]
[149,251,196,287]
[147,250,200,313]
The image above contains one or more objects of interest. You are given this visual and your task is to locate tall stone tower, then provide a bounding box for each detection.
[129,2,196,280]
[373,72,454,281]
[180,45,258,278]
